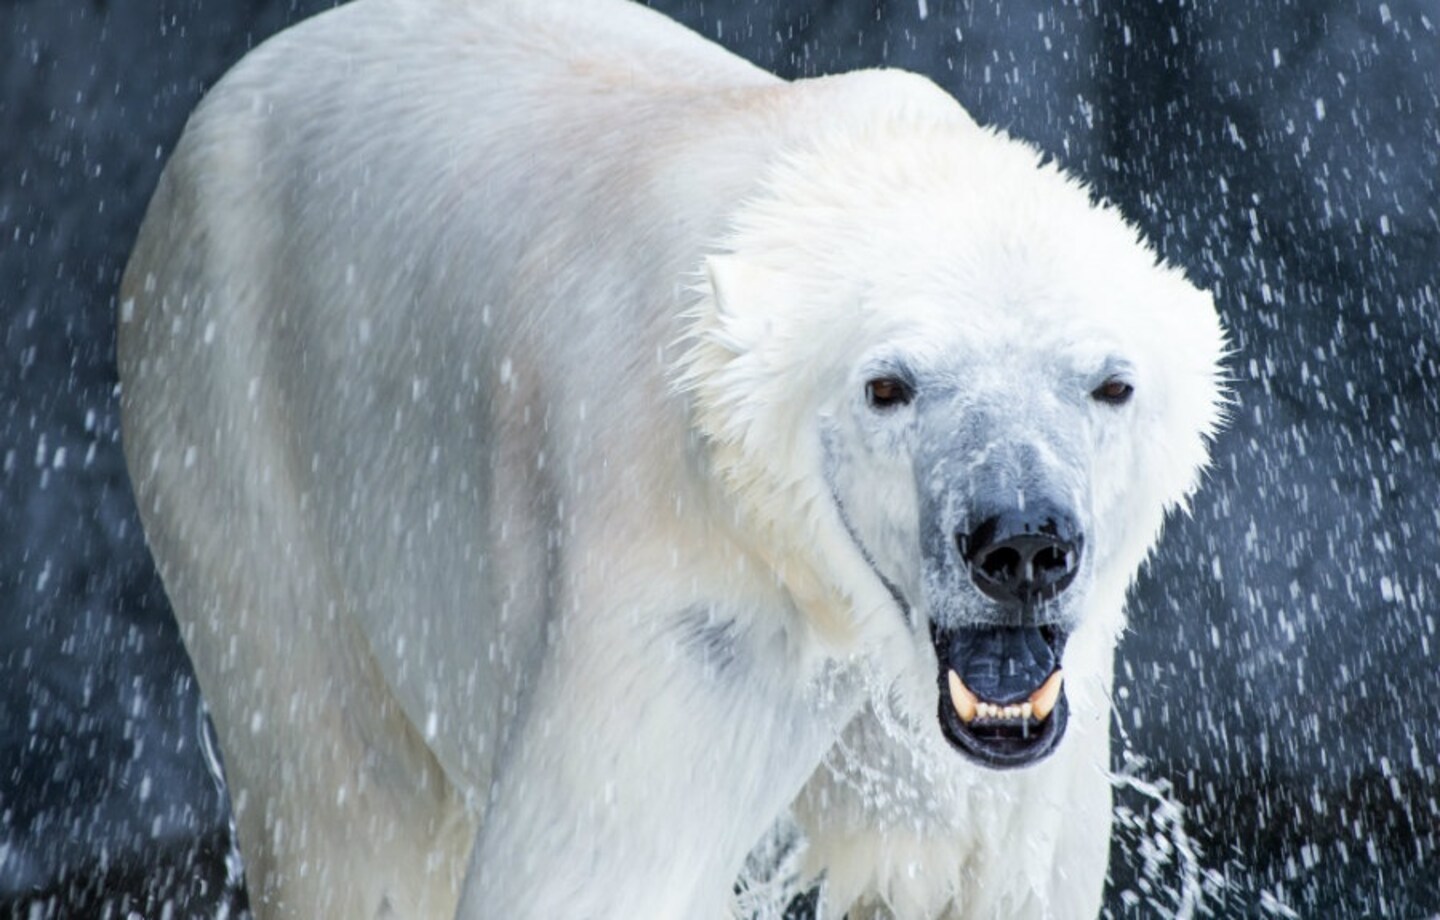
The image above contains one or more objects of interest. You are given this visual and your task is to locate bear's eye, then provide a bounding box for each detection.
[1091,378,1134,406]
[866,377,913,410]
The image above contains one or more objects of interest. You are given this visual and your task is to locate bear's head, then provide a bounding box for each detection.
[679,112,1227,770]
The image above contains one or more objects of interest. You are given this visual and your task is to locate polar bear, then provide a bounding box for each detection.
[118,0,1227,917]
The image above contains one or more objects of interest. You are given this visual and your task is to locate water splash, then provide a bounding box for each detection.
[197,696,246,910]
[732,814,807,920]
[1107,748,1228,919]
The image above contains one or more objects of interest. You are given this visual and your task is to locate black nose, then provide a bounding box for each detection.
[959,505,1083,606]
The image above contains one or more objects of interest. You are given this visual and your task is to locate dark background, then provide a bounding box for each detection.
[2,0,1436,916]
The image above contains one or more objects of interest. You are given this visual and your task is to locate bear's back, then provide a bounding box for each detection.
[120,0,975,798]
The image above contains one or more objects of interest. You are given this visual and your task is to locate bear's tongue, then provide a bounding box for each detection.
[935,625,1064,725]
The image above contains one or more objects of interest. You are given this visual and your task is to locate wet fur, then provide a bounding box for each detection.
[119,0,1226,917]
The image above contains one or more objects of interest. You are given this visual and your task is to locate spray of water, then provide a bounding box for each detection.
[197,695,246,916]
[732,814,808,920]
[1108,748,1215,918]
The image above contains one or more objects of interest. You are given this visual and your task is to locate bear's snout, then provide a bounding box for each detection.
[958,502,1083,607]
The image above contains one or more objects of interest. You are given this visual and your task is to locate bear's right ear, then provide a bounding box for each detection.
[704,254,757,319]
[699,254,780,355]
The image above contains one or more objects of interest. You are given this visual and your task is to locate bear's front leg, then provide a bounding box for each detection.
[456,598,859,919]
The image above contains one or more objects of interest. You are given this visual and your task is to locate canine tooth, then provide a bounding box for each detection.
[1029,670,1064,721]
[948,670,978,724]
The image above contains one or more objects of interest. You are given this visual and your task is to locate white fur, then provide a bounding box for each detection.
[119,0,1226,917]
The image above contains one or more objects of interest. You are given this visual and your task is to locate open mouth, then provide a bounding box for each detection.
[931,623,1069,769]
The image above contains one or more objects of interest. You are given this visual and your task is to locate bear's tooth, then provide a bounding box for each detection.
[948,670,978,724]
[1029,670,1064,721]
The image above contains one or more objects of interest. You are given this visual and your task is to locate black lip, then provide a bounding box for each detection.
[931,624,1070,770]
[936,681,1069,769]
